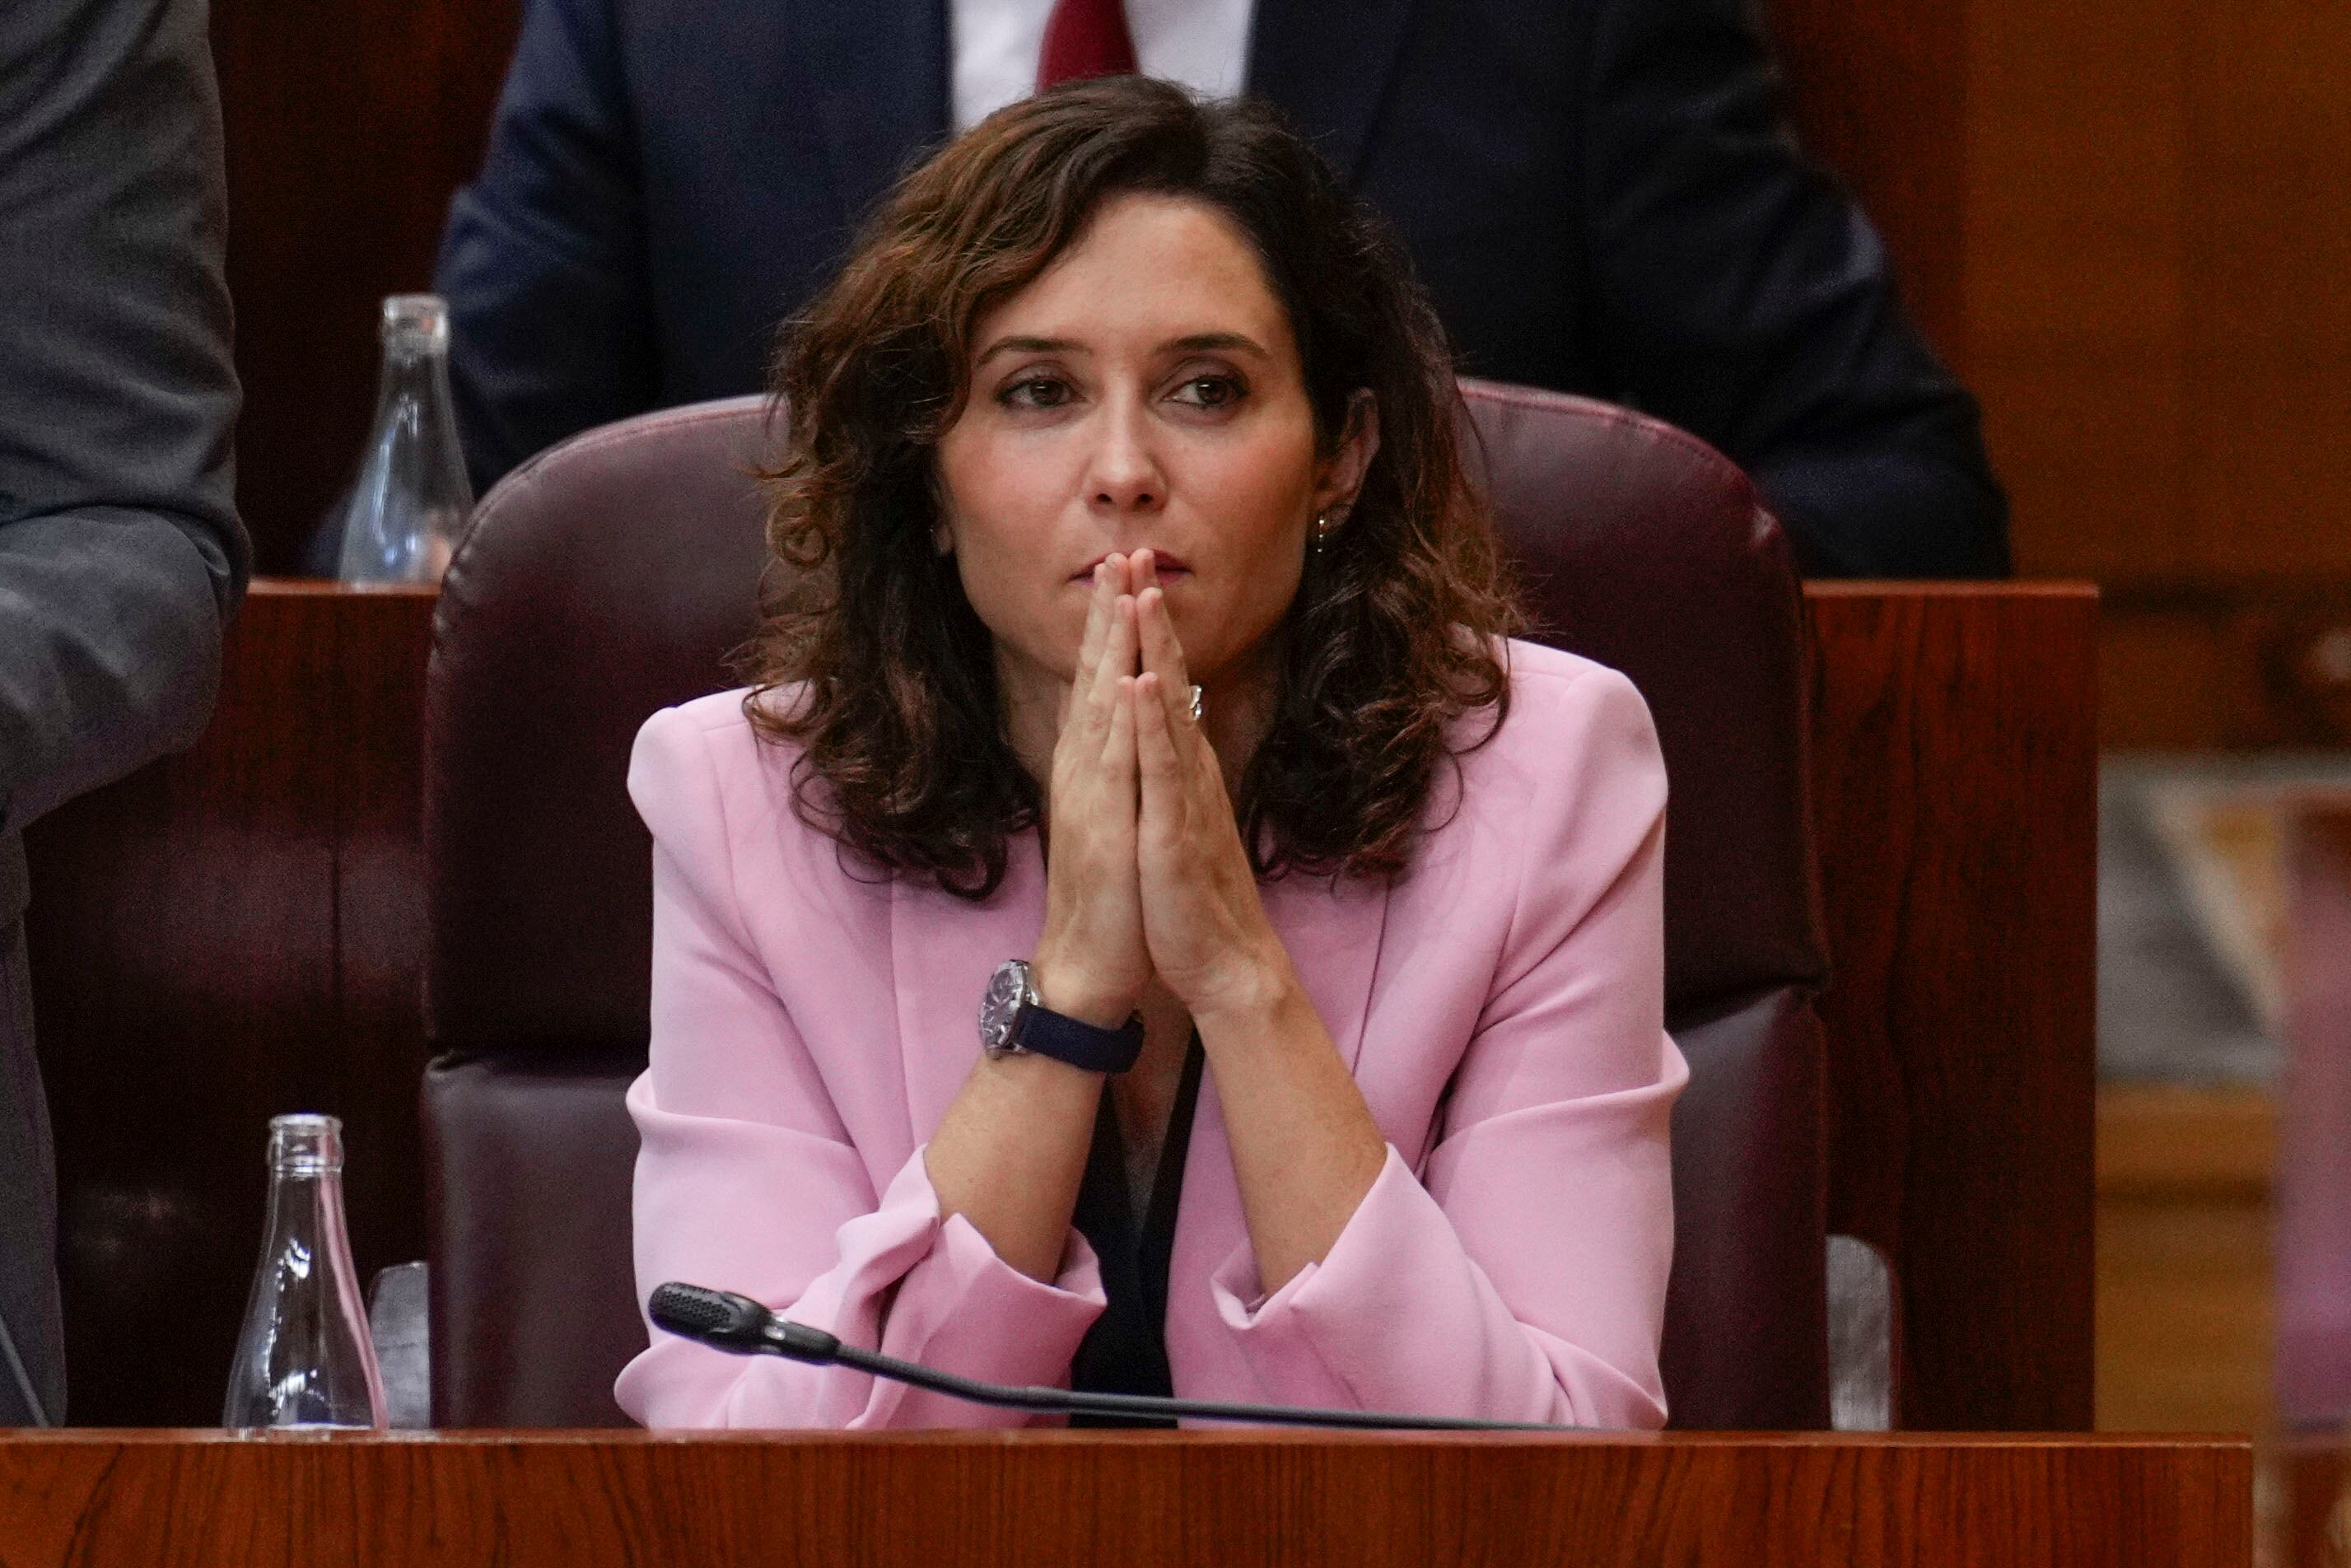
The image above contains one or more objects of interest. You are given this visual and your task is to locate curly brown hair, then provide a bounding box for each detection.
[742,76,1521,898]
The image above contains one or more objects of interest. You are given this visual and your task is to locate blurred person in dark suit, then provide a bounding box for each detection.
[436,0,2008,577]
[0,0,252,1423]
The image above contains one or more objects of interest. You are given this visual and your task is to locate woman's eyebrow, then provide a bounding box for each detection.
[973,330,1271,366]
[1165,332,1269,358]
[975,334,1085,366]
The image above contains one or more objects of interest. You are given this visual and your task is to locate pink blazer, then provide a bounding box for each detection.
[615,637,1686,1430]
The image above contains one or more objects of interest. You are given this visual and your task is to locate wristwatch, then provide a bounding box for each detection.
[977,959,1145,1074]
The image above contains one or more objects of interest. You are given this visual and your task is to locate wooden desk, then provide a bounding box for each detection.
[0,1431,2246,1567]
[20,582,2097,1429]
[2276,1438,2350,1568]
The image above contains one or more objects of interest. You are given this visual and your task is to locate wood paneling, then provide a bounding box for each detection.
[2178,2,2351,583]
[21,584,2098,1430]
[210,0,520,572]
[21,586,437,1426]
[1773,0,2351,603]
[2098,584,2351,749]
[2095,1088,2277,1437]
[1958,0,2351,588]
[2100,1086,2275,1202]
[1771,0,2351,745]
[2100,1196,2272,1435]
[1808,583,2100,1430]
[2093,1087,2274,1436]
[0,1431,2257,1567]
[2275,1439,2350,1568]
[1768,0,1970,363]
[1958,0,2351,742]
[1962,0,2196,586]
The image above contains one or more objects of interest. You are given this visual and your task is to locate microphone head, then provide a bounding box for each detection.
[648,1281,773,1352]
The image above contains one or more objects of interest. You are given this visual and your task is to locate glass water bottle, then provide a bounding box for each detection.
[223,1114,389,1430]
[334,294,473,585]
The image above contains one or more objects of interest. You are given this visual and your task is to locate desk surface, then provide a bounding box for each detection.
[0,1430,2248,1567]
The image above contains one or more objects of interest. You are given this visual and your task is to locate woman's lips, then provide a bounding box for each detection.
[1071,556,1192,581]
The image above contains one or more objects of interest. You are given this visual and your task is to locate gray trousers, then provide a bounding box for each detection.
[0,920,63,1425]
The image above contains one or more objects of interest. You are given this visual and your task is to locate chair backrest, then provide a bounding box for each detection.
[423,380,1831,1427]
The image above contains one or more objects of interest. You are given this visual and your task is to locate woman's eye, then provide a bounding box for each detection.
[1000,376,1071,409]
[1172,375,1245,409]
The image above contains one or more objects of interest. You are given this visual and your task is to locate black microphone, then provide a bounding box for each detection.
[649,1281,1573,1432]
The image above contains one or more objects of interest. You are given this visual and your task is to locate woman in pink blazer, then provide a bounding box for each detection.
[617,78,1685,1431]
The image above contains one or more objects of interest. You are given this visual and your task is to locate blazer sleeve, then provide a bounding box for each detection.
[1578,0,2009,577]
[0,0,250,856]
[432,0,660,493]
[613,705,1108,1430]
[1204,665,1683,1429]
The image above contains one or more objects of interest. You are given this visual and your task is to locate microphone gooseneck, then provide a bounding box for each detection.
[649,1281,1572,1433]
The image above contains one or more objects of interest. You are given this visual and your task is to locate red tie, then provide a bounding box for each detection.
[1036,0,1138,89]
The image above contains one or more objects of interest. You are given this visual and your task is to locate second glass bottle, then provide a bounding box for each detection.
[334,293,473,585]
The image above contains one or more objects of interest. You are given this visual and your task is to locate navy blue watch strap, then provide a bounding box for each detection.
[1014,1004,1147,1074]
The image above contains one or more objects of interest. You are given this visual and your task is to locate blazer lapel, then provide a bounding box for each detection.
[889,832,1050,1141]
[1245,0,1421,181]
[801,0,953,231]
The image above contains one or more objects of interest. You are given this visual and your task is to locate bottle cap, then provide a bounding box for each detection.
[267,1113,345,1174]
[380,294,450,353]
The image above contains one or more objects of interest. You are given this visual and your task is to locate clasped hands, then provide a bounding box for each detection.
[1031,549,1294,1037]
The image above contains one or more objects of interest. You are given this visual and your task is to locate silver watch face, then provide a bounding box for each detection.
[978,959,1033,1055]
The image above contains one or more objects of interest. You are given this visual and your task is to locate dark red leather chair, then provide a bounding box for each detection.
[422,380,1831,1427]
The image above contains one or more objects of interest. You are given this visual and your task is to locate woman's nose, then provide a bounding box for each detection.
[1082,402,1164,514]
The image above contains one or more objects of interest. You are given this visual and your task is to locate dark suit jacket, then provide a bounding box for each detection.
[437,0,2008,576]
[0,0,250,1423]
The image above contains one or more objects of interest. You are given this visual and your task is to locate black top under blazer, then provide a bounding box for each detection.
[435,0,2009,576]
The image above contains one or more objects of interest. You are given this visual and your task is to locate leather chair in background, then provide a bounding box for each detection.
[422,380,1831,1428]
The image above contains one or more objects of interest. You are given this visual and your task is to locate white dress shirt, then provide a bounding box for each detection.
[949,0,1257,132]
